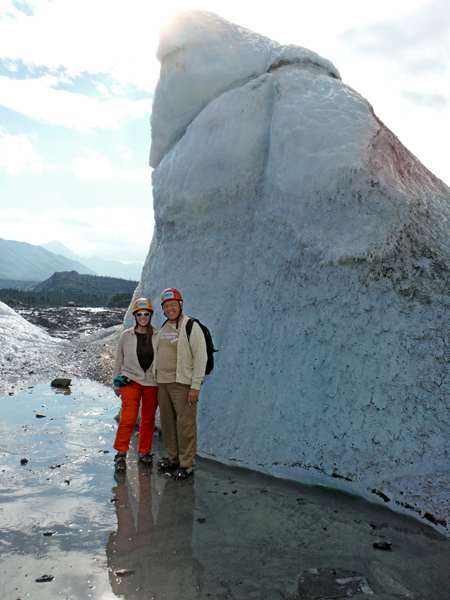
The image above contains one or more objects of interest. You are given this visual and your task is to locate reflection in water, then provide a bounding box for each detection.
[52,386,72,395]
[107,463,203,599]
[3,383,450,599]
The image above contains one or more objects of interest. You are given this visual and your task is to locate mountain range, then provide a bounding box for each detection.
[0,238,94,282]
[0,238,143,283]
[40,241,143,281]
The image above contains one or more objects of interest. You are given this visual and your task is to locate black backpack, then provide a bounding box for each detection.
[186,317,217,375]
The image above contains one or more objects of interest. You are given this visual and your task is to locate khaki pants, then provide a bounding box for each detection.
[157,382,197,468]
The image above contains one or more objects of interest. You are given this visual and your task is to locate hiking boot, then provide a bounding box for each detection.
[138,453,153,465]
[173,466,195,479]
[114,451,126,473]
[157,456,180,471]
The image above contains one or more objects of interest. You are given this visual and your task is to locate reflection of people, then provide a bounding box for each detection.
[153,288,207,479]
[112,298,158,472]
[107,466,201,599]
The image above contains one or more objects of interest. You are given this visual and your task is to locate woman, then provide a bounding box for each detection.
[112,298,158,472]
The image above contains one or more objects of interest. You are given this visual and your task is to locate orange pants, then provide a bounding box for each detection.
[113,382,158,454]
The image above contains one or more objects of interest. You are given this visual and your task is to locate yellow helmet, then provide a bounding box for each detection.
[132,298,153,314]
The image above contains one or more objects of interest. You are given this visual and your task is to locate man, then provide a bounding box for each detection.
[153,288,207,479]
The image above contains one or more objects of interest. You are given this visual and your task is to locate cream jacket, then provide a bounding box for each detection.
[153,315,207,390]
[113,325,158,388]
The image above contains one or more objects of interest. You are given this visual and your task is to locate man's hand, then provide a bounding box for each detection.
[114,388,121,398]
[188,388,200,405]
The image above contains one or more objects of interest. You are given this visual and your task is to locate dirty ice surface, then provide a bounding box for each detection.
[0,301,120,397]
[1,381,450,599]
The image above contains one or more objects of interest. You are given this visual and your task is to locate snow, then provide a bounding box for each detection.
[0,301,67,395]
[0,300,66,356]
[133,10,450,531]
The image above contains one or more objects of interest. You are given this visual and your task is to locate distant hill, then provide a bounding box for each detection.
[0,279,39,291]
[40,241,143,281]
[0,271,138,307]
[34,270,138,295]
[0,238,94,281]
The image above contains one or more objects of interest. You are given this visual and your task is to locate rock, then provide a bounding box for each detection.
[51,378,72,388]
[35,574,54,583]
[133,10,450,527]
[20,458,28,465]
[297,568,373,598]
[373,541,392,551]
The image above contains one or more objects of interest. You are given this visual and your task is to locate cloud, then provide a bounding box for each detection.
[0,127,45,174]
[342,0,450,74]
[0,74,150,131]
[0,0,166,90]
[402,90,449,110]
[70,149,152,182]
[0,205,154,262]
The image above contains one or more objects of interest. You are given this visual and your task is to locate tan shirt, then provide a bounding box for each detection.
[153,315,208,390]
[155,321,180,383]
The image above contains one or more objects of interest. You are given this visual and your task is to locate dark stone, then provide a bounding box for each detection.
[197,517,206,523]
[36,414,46,418]
[20,458,28,465]
[42,531,56,536]
[373,541,392,551]
[51,378,72,388]
[35,575,54,583]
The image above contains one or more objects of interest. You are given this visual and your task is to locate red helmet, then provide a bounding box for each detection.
[161,288,183,305]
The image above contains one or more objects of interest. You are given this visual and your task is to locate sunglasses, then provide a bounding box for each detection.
[136,311,151,317]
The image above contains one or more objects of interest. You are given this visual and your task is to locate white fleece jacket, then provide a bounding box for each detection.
[113,325,158,387]
[153,315,207,390]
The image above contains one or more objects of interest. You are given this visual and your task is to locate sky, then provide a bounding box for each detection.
[0,0,448,263]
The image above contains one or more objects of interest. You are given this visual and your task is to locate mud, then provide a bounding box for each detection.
[1,382,450,600]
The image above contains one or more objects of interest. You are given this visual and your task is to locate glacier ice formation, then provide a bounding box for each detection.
[0,301,68,395]
[132,10,450,530]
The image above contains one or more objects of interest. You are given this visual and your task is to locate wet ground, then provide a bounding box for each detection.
[1,380,450,600]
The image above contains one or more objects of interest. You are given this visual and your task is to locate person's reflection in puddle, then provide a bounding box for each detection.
[107,463,203,599]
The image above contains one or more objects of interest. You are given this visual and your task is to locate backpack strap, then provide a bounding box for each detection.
[186,317,196,341]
